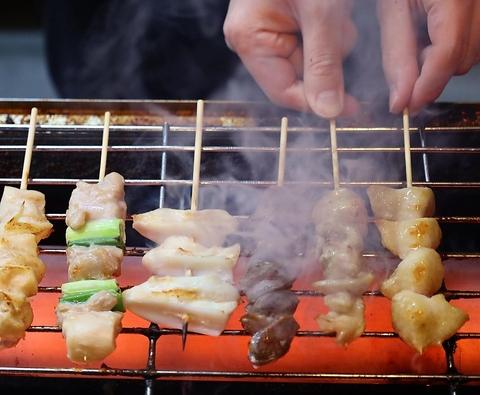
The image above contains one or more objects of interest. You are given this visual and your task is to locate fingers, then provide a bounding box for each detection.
[377,0,419,113]
[409,0,472,113]
[297,0,349,118]
[224,0,309,111]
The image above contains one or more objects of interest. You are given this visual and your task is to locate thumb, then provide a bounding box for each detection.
[299,1,346,118]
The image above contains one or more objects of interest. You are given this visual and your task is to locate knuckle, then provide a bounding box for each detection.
[307,52,340,78]
[223,19,250,53]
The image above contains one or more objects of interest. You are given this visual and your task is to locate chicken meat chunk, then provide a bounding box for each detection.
[0,291,33,349]
[381,248,444,299]
[142,236,240,282]
[367,186,435,221]
[392,290,469,353]
[67,245,123,281]
[132,208,237,247]
[66,172,127,230]
[376,218,442,258]
[123,275,239,336]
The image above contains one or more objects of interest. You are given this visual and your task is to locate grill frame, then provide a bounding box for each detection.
[0,99,480,395]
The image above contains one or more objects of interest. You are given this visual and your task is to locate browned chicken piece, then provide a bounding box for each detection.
[0,291,33,349]
[0,248,45,283]
[0,232,38,257]
[0,187,52,242]
[0,266,38,297]
[67,245,123,281]
[381,248,444,299]
[66,172,127,230]
[376,218,442,259]
[367,186,435,221]
[392,290,469,353]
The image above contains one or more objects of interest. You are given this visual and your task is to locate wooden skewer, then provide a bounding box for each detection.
[98,111,111,181]
[190,99,204,211]
[277,117,288,186]
[329,119,340,190]
[182,99,204,349]
[20,107,38,190]
[403,108,413,188]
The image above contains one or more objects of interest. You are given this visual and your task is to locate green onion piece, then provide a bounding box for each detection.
[66,219,125,249]
[60,279,125,312]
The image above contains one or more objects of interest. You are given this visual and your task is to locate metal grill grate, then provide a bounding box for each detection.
[0,100,480,395]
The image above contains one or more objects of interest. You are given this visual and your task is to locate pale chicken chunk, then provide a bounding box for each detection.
[56,291,118,327]
[376,218,442,258]
[392,290,468,353]
[313,272,374,296]
[0,291,33,349]
[312,189,368,237]
[0,266,38,297]
[123,275,239,336]
[143,236,240,282]
[67,245,123,281]
[0,232,38,257]
[132,208,237,247]
[66,172,127,230]
[367,186,435,221]
[316,295,365,345]
[381,248,444,299]
[0,248,45,282]
[0,187,52,242]
[61,310,123,363]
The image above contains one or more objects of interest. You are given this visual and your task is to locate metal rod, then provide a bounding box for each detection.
[419,127,431,182]
[159,122,169,208]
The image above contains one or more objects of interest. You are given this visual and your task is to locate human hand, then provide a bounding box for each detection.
[223,0,358,118]
[378,0,480,114]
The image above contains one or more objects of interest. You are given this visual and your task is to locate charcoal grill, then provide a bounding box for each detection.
[0,99,480,395]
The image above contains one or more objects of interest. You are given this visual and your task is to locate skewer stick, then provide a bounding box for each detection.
[277,117,288,186]
[403,108,413,188]
[329,119,340,190]
[190,99,204,211]
[98,111,111,181]
[20,107,38,190]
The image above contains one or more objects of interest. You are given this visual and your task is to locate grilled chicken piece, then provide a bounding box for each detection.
[381,248,444,299]
[242,314,299,366]
[61,310,123,363]
[0,232,38,257]
[66,172,127,230]
[0,248,45,283]
[392,290,468,353]
[367,186,435,221]
[312,189,368,237]
[376,218,442,258]
[67,245,123,281]
[0,187,52,242]
[123,275,239,336]
[132,208,237,247]
[143,236,240,282]
[56,291,118,326]
[0,266,38,297]
[313,272,374,296]
[0,291,33,349]
[316,296,365,345]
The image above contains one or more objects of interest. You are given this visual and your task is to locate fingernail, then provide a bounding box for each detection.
[316,90,342,118]
[389,88,400,113]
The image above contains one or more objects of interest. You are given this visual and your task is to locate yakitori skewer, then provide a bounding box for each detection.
[311,117,373,345]
[20,107,38,190]
[276,117,288,187]
[403,108,412,188]
[99,111,111,182]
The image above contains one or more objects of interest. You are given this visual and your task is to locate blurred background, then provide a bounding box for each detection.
[1,0,480,103]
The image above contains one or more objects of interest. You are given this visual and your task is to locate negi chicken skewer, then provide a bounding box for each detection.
[312,119,373,345]
[0,108,53,348]
[56,113,126,363]
[367,109,468,353]
[124,100,240,341]
[238,117,306,366]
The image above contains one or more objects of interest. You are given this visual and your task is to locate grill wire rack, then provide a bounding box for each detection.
[0,100,480,395]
